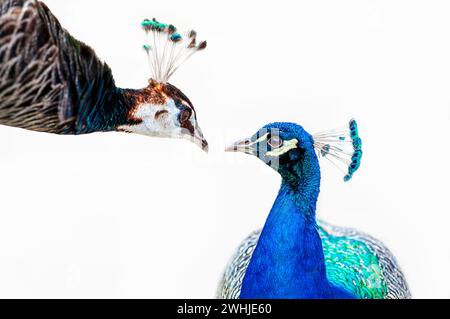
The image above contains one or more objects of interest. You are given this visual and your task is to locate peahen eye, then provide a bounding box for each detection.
[179,109,192,123]
[268,135,283,148]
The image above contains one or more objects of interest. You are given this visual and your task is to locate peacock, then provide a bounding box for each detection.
[0,0,208,151]
[218,120,410,299]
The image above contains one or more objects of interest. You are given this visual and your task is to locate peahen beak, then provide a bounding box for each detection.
[199,139,209,153]
[193,134,209,153]
[188,125,209,153]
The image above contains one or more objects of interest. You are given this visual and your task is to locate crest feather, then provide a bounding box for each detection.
[313,119,363,182]
[141,18,207,84]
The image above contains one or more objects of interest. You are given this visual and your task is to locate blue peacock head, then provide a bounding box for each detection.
[118,18,208,151]
[225,120,363,182]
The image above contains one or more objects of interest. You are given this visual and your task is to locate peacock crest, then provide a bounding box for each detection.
[141,18,207,84]
[313,119,363,182]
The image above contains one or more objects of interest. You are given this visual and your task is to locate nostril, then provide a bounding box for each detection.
[239,139,251,146]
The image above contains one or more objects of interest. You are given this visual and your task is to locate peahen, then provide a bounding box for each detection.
[0,0,208,150]
[218,120,410,299]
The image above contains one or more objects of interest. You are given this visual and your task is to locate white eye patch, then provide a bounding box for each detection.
[265,138,298,157]
[117,100,181,136]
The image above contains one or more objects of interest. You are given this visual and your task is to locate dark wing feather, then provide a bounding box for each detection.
[0,0,117,134]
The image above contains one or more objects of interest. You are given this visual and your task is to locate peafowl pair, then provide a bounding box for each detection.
[0,0,410,299]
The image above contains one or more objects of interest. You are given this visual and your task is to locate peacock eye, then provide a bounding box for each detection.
[268,135,283,148]
[179,109,192,123]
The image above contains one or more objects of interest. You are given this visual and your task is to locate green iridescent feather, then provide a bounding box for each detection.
[319,226,387,299]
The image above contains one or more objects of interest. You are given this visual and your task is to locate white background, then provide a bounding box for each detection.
[0,0,449,298]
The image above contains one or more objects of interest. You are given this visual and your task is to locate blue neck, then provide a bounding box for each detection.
[240,149,354,299]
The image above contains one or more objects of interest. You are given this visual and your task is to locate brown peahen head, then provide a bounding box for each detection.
[117,19,208,151]
[0,1,208,151]
[119,79,208,152]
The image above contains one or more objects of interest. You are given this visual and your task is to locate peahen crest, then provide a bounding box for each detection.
[141,18,207,84]
[313,119,363,182]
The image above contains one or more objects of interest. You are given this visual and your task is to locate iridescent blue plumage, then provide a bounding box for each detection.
[236,123,357,298]
[221,121,409,299]
[217,220,411,299]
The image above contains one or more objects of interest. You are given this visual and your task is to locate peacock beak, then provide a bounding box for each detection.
[225,137,256,155]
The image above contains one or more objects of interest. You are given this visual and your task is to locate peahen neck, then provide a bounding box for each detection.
[74,87,138,134]
[240,148,355,299]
